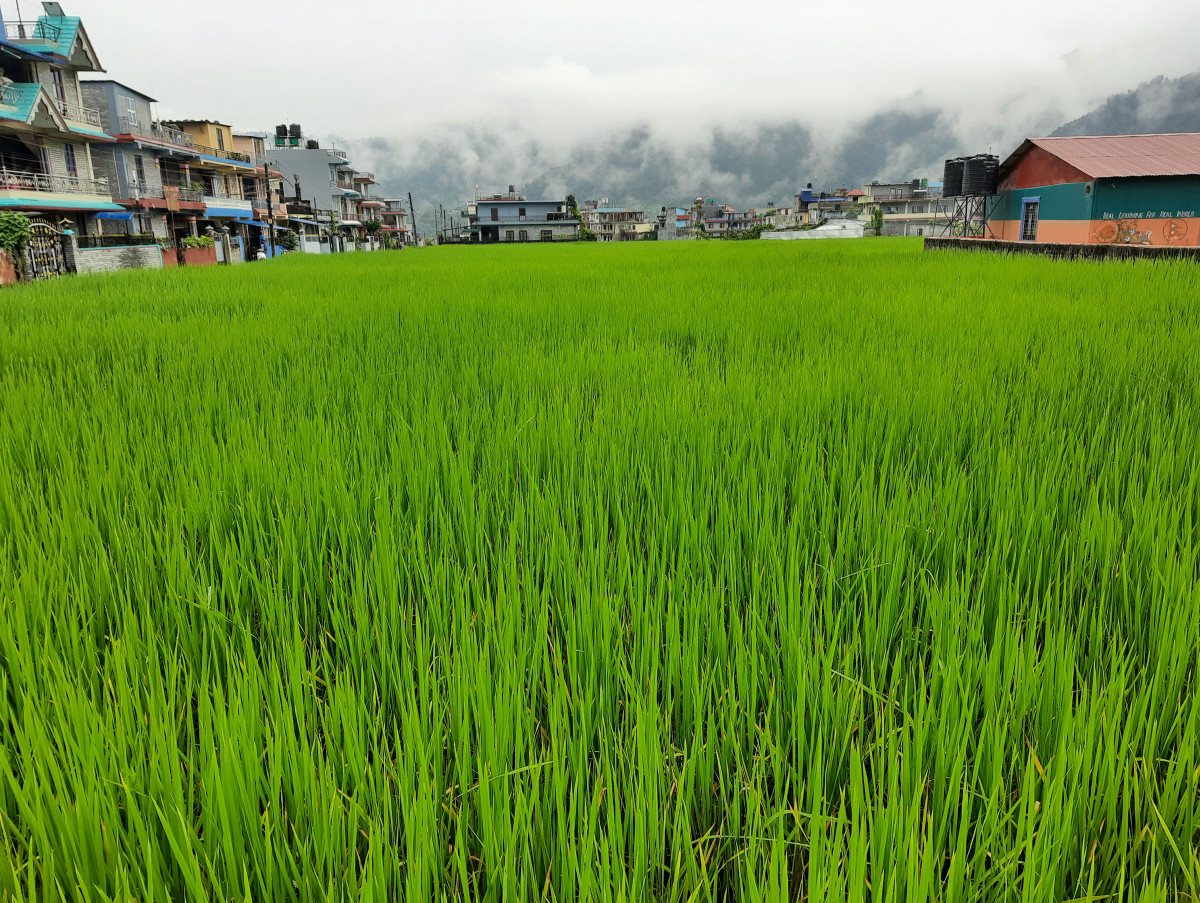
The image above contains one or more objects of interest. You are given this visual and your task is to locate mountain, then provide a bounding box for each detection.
[1052,73,1200,136]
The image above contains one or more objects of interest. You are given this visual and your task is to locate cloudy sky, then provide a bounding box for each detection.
[19,0,1200,206]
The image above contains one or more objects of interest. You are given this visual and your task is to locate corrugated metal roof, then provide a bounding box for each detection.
[1021,134,1200,179]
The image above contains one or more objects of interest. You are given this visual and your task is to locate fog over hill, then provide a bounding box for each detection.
[331,68,1200,226]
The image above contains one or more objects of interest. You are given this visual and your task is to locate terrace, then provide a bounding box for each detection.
[0,168,111,197]
[117,118,196,148]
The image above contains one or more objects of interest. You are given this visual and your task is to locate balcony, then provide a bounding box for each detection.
[0,168,111,197]
[353,172,376,183]
[475,212,575,223]
[4,20,62,42]
[117,118,197,148]
[55,99,104,131]
[194,145,254,165]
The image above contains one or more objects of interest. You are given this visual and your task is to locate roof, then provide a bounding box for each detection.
[846,189,865,197]
[81,78,157,103]
[1002,134,1200,180]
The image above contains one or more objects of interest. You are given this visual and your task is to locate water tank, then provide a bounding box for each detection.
[306,139,319,150]
[289,123,302,139]
[275,124,288,139]
[962,154,999,196]
[943,158,965,198]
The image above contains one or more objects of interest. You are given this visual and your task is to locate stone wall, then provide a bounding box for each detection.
[924,237,1200,262]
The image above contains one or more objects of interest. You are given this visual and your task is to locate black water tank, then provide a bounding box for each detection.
[943,158,965,198]
[963,154,999,196]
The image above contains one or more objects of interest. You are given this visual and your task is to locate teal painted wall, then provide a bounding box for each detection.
[1091,177,1200,221]
[993,181,1093,221]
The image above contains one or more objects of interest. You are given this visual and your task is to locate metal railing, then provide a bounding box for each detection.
[195,145,253,164]
[331,180,360,191]
[117,117,197,148]
[4,20,62,42]
[159,185,205,203]
[55,99,104,130]
[0,168,110,196]
[0,84,18,107]
[353,172,375,182]
[328,149,348,160]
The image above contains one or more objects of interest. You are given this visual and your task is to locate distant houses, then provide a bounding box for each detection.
[459,187,580,243]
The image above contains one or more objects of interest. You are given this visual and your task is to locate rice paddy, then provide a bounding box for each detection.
[0,239,1197,901]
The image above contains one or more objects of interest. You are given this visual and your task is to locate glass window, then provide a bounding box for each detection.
[217,130,225,151]
[134,155,146,185]
[123,95,139,127]
[504,230,515,241]
[540,230,552,241]
[63,143,77,177]
[51,68,65,102]
[518,230,529,241]
[1021,201,1040,241]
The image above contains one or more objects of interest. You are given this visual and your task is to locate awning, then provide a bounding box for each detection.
[205,206,249,218]
[94,211,133,220]
[289,217,320,227]
[0,197,125,212]
[340,220,364,227]
[236,218,269,228]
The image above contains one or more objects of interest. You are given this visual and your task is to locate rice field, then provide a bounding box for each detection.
[0,239,1197,902]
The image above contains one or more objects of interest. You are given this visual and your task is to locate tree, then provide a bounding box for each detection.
[364,219,383,236]
[870,207,884,236]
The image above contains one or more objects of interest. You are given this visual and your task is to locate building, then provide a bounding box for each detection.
[0,8,126,233]
[655,206,692,239]
[795,188,855,226]
[764,220,868,240]
[582,202,648,241]
[270,133,359,252]
[162,119,258,246]
[858,180,952,237]
[462,187,579,243]
[989,134,1200,246]
[232,132,290,250]
[380,198,412,246]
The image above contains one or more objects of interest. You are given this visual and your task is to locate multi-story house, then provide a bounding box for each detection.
[233,132,289,250]
[380,199,411,246]
[858,179,953,237]
[82,80,200,243]
[164,119,258,243]
[0,8,125,233]
[462,186,579,243]
[655,207,692,239]
[271,133,358,252]
[581,201,648,241]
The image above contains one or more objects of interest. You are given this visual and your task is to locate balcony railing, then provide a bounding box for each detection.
[4,20,62,42]
[0,84,19,107]
[195,145,253,164]
[130,181,205,203]
[353,172,375,182]
[117,117,197,148]
[475,212,574,223]
[55,99,104,130]
[0,168,110,196]
[331,180,360,191]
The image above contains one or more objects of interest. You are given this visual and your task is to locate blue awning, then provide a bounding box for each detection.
[93,211,133,221]
[236,218,269,228]
[205,206,248,219]
[289,217,320,227]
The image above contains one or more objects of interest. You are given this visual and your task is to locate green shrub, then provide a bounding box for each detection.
[181,235,215,249]
[0,211,32,259]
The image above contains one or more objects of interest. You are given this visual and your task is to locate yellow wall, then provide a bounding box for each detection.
[174,121,234,153]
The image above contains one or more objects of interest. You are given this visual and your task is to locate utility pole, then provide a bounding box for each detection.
[408,192,417,245]
[263,158,277,256]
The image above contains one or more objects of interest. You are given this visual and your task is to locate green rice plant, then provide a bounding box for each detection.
[0,239,1197,901]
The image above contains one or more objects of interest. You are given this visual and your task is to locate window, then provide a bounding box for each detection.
[518,230,529,241]
[540,230,552,241]
[63,143,77,177]
[123,95,139,127]
[490,208,499,222]
[911,205,925,215]
[916,228,924,237]
[217,130,225,151]
[519,207,526,220]
[505,230,515,241]
[1021,199,1040,241]
[134,155,146,185]
[51,67,65,102]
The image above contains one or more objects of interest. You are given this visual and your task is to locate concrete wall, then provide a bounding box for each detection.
[69,244,163,275]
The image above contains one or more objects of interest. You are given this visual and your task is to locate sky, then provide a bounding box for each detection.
[7,0,1199,206]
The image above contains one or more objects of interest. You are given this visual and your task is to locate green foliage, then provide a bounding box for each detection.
[870,206,884,235]
[278,230,299,252]
[0,211,32,258]
[567,195,597,241]
[0,241,1198,900]
[181,235,215,249]
[724,223,770,240]
[364,219,383,236]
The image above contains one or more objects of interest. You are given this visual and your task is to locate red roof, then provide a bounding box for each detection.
[1004,133,1200,180]
[846,189,865,197]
